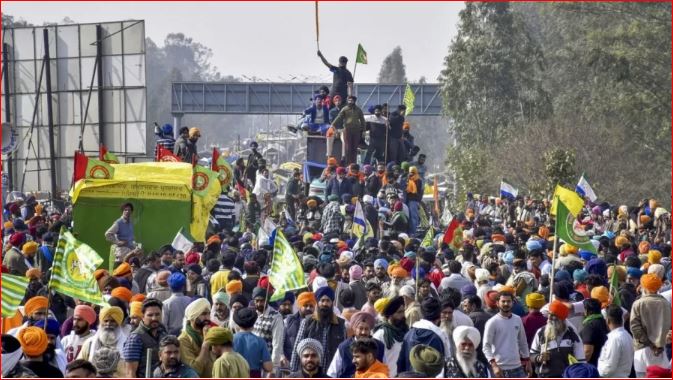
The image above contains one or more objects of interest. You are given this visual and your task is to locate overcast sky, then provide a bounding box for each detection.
[5,1,463,83]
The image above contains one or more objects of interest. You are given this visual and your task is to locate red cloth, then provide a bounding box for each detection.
[522,311,547,347]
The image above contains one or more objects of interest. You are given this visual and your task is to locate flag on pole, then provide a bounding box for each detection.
[500,180,518,199]
[421,226,434,248]
[258,218,278,248]
[608,264,622,307]
[442,217,460,245]
[352,201,368,238]
[575,174,597,202]
[268,229,307,302]
[156,144,181,162]
[1,274,29,317]
[49,227,106,306]
[73,151,115,182]
[356,43,367,64]
[554,197,597,254]
[404,84,415,116]
[99,144,120,164]
[192,164,220,198]
[419,205,429,229]
[550,184,584,217]
[171,227,194,253]
[212,148,233,187]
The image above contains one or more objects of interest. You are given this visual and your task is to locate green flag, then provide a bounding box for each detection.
[2,274,29,317]
[268,230,306,302]
[192,164,220,197]
[554,197,597,254]
[356,43,367,64]
[421,226,434,248]
[609,265,622,307]
[49,227,106,306]
[404,84,415,116]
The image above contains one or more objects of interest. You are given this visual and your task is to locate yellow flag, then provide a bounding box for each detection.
[550,184,584,217]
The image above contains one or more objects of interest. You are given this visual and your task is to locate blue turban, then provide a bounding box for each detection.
[34,318,61,336]
[586,258,607,278]
[374,258,389,270]
[579,250,596,262]
[563,363,600,378]
[461,284,477,297]
[282,291,296,304]
[602,231,616,240]
[411,266,426,280]
[526,239,543,251]
[503,250,515,265]
[168,272,187,291]
[573,269,588,282]
[404,251,417,259]
[553,280,574,300]
[554,269,572,283]
[319,253,332,264]
[626,267,643,279]
[314,286,335,302]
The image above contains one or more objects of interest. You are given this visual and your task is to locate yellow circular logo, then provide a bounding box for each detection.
[64,248,87,283]
[192,172,209,191]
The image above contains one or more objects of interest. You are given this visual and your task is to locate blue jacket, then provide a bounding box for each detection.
[325,178,353,201]
[303,104,331,124]
[396,325,445,374]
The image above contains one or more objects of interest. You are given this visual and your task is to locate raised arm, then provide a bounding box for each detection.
[317,50,333,69]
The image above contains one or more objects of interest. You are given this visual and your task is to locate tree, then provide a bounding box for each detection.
[377,46,407,84]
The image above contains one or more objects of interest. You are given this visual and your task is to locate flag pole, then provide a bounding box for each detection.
[314,1,320,51]
[353,61,358,82]
[543,196,560,357]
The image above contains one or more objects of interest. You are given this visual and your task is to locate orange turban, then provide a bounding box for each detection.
[615,236,629,248]
[640,215,652,225]
[94,269,109,281]
[548,300,569,321]
[391,266,409,279]
[641,273,663,293]
[131,293,146,303]
[24,296,49,316]
[500,286,516,295]
[538,226,550,240]
[18,326,48,357]
[638,241,651,254]
[25,268,42,280]
[226,280,243,295]
[591,286,610,308]
[207,235,222,246]
[327,157,337,166]
[112,262,132,277]
[648,250,662,264]
[296,292,317,307]
[491,234,505,243]
[111,287,133,303]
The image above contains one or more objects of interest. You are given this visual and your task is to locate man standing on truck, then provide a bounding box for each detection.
[317,51,354,101]
[331,96,366,165]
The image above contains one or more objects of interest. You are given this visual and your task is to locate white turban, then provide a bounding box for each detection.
[474,268,490,284]
[183,298,211,328]
[312,276,328,292]
[648,263,665,280]
[453,325,481,349]
[399,285,415,299]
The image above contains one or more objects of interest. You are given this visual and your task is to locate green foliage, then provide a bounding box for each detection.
[543,148,576,191]
[377,46,407,84]
[441,2,672,206]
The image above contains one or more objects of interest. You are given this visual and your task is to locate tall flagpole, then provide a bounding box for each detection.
[543,196,560,358]
[315,1,320,51]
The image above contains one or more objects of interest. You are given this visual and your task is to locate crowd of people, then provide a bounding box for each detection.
[2,50,672,379]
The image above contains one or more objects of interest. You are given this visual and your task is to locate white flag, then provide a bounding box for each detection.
[171,227,194,253]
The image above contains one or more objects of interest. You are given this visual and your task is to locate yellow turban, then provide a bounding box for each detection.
[607,265,626,283]
[648,250,662,264]
[564,244,578,256]
[639,241,651,254]
[205,327,233,345]
[225,280,243,295]
[24,296,49,316]
[374,297,391,315]
[21,241,39,255]
[18,326,48,357]
[525,293,546,309]
[615,236,629,248]
[99,306,124,326]
[130,301,143,318]
[590,286,610,308]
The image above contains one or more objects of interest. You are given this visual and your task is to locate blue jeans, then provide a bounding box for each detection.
[502,366,527,378]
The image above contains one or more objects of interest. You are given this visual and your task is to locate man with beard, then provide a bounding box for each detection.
[289,338,329,378]
[483,291,531,378]
[34,318,67,374]
[371,258,390,285]
[209,327,250,377]
[399,285,422,328]
[211,291,230,327]
[18,326,64,377]
[446,326,489,377]
[123,298,168,377]
[78,306,127,377]
[290,286,347,374]
[7,295,49,336]
[177,298,215,377]
[361,282,382,316]
[372,296,407,377]
[129,301,143,330]
[61,305,96,363]
[383,266,409,298]
[278,292,296,319]
[530,299,585,377]
[396,297,451,375]
[327,311,383,378]
[284,292,316,366]
[153,335,199,377]
[251,286,285,373]
[351,337,390,378]
[439,298,458,354]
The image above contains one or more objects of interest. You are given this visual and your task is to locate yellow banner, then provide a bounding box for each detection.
[75,181,191,202]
